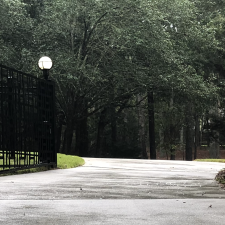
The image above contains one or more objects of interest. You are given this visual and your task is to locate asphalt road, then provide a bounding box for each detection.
[1,158,225,224]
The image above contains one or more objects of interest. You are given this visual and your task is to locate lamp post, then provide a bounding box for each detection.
[37,56,56,167]
[38,56,53,80]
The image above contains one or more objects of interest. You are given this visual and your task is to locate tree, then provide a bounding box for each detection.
[0,0,221,160]
[0,0,34,69]
[30,0,220,158]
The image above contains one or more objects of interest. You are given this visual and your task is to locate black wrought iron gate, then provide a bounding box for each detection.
[0,64,56,172]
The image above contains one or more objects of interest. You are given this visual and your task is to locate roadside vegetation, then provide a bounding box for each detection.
[195,159,225,188]
[215,169,225,188]
[57,153,85,169]
[0,153,85,176]
[195,159,225,163]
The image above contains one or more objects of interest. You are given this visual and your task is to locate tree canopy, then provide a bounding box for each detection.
[1,0,225,159]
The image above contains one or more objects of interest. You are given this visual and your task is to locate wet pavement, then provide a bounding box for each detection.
[0,158,225,224]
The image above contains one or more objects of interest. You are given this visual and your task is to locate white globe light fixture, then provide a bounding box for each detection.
[38,56,53,80]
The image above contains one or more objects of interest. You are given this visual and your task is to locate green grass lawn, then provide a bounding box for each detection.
[0,153,85,176]
[195,159,225,163]
[57,153,85,169]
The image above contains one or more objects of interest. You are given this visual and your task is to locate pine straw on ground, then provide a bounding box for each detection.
[215,169,225,189]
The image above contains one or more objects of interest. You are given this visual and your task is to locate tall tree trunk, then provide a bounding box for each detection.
[159,127,165,158]
[137,95,148,159]
[62,121,74,154]
[148,91,156,159]
[75,115,89,157]
[194,115,200,160]
[185,106,194,161]
[96,108,107,157]
[199,117,204,148]
[111,108,117,157]
[56,111,65,153]
[170,147,175,160]
[208,100,220,159]
[180,127,184,160]
[185,124,193,161]
[170,125,176,160]
[169,89,175,160]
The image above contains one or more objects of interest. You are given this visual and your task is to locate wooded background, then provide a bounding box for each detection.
[1,0,225,160]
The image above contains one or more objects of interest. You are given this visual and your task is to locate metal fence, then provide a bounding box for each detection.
[0,64,56,172]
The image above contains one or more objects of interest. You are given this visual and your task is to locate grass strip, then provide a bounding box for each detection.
[195,159,225,163]
[0,153,85,176]
[57,153,85,169]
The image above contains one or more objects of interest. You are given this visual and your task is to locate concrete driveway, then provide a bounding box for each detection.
[0,158,225,224]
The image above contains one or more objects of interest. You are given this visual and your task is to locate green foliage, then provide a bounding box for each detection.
[0,153,85,176]
[0,0,34,69]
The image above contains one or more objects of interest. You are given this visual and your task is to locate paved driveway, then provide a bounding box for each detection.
[0,158,225,224]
